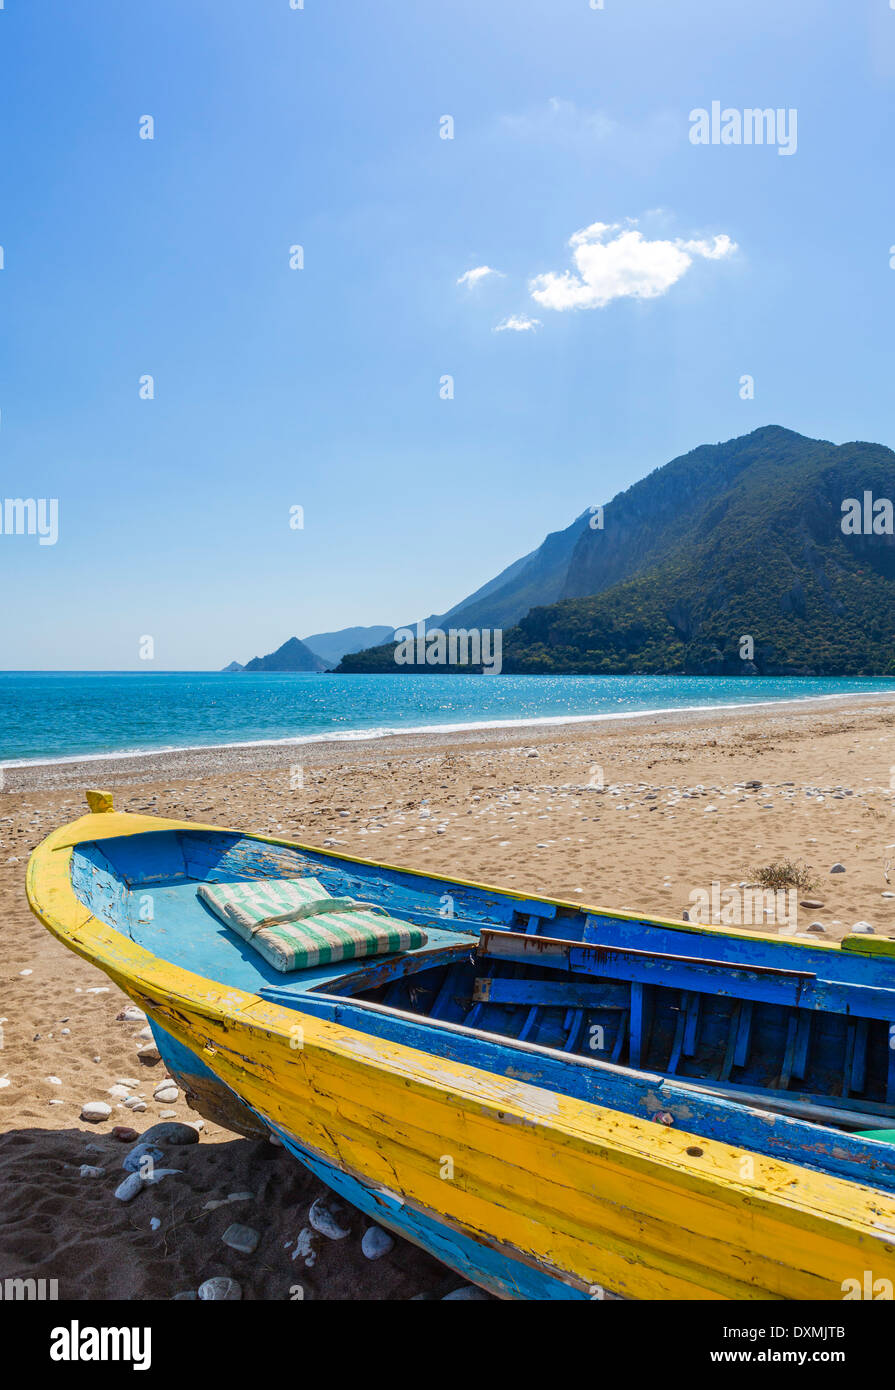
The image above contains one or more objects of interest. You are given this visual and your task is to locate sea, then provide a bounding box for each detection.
[2,672,895,767]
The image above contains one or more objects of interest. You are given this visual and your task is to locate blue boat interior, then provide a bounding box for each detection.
[70,827,895,1192]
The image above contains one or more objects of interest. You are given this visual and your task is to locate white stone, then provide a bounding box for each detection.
[114,1173,144,1202]
[80,1101,112,1123]
[141,1168,182,1185]
[222,1223,260,1254]
[80,1165,105,1178]
[198,1277,242,1301]
[308,1196,350,1240]
[361,1225,394,1260]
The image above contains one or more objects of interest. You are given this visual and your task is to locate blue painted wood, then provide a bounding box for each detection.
[719,1001,741,1082]
[683,992,701,1057]
[474,978,627,1010]
[585,912,895,990]
[851,1018,869,1095]
[792,1012,810,1081]
[482,929,895,1021]
[734,1001,754,1070]
[630,982,648,1069]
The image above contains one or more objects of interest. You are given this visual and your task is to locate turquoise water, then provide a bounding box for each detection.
[3,672,895,765]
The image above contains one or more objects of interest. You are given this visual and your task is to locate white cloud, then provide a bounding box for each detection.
[529,220,737,311]
[457,265,502,288]
[494,314,541,333]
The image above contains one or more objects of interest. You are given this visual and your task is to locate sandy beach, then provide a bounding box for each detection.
[4,692,895,1300]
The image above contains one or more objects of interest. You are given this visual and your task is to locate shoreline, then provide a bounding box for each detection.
[6,687,895,792]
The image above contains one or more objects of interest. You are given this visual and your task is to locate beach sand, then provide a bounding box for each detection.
[3,693,895,1299]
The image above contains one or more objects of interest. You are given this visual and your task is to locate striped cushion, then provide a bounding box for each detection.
[197,876,427,972]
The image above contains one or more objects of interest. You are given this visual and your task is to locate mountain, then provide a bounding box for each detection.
[338,426,895,676]
[220,660,244,673]
[302,625,396,668]
[231,511,591,677]
[241,636,328,673]
[414,510,592,633]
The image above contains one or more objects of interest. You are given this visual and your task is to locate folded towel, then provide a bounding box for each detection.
[197,876,427,972]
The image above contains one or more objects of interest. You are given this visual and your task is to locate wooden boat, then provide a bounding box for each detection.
[27,792,895,1300]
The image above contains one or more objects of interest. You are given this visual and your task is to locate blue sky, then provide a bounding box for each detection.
[2,0,894,669]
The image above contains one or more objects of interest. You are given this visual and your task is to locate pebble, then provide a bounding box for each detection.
[204,1191,255,1213]
[112,1125,139,1142]
[172,1291,198,1300]
[851,922,875,935]
[830,863,846,874]
[114,1173,144,1202]
[442,1286,490,1300]
[222,1223,260,1254]
[142,1168,183,1185]
[46,1075,62,1086]
[308,1196,350,1240]
[136,1044,161,1063]
[123,1096,147,1112]
[107,1084,133,1099]
[361,1226,394,1260]
[117,1006,147,1023]
[123,1143,164,1174]
[80,1101,112,1123]
[153,1083,179,1105]
[800,899,824,910]
[806,923,826,934]
[198,1278,242,1301]
[79,1165,105,1178]
[140,1121,200,1146]
[149,1218,161,1232]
